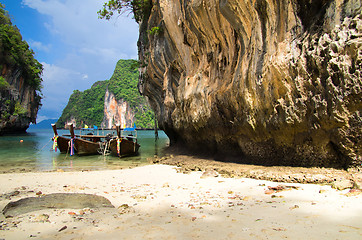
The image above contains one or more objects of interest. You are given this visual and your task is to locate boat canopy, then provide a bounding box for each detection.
[124,123,136,132]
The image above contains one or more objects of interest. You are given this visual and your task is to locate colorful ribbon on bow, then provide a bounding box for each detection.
[117,138,122,156]
[70,138,75,156]
[52,135,58,152]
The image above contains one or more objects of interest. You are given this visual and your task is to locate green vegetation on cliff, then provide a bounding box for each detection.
[98,0,152,23]
[57,59,155,129]
[0,4,42,131]
[0,4,43,92]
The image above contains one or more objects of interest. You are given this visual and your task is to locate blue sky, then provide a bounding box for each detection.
[1,0,139,122]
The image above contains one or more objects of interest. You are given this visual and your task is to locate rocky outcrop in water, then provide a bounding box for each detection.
[138,0,361,168]
[0,64,40,134]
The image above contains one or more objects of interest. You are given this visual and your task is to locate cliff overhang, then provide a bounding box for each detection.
[138,0,361,168]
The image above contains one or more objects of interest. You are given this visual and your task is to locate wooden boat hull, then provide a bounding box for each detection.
[52,123,104,155]
[109,138,140,157]
[54,136,70,153]
[74,138,103,155]
[54,136,103,155]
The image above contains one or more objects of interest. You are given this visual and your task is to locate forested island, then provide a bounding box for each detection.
[56,59,155,129]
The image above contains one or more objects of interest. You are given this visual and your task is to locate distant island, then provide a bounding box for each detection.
[56,59,155,129]
[28,119,58,129]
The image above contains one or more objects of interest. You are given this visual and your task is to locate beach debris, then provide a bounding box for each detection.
[265,185,299,194]
[0,190,20,200]
[36,191,43,196]
[289,205,299,210]
[58,225,67,232]
[118,204,135,214]
[271,195,284,199]
[131,195,147,201]
[0,220,21,230]
[273,227,286,231]
[32,214,50,223]
[2,193,114,217]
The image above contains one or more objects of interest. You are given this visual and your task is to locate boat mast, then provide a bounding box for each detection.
[51,124,58,136]
[69,124,75,138]
[116,124,121,138]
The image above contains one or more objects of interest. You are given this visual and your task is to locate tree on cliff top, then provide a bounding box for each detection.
[98,0,152,23]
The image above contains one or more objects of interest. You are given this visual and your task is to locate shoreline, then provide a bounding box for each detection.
[1,152,361,189]
[0,164,361,239]
[151,154,362,189]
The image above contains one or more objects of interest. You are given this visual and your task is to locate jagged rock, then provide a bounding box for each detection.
[138,0,362,168]
[200,169,219,178]
[331,179,354,190]
[2,193,114,217]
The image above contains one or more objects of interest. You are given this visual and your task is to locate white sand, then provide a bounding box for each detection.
[0,164,361,240]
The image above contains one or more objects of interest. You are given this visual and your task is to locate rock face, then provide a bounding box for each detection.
[101,88,135,129]
[0,64,40,134]
[138,0,361,168]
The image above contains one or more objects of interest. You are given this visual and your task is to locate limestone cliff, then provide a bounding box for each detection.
[101,88,135,129]
[0,64,40,134]
[138,0,362,168]
[0,4,42,134]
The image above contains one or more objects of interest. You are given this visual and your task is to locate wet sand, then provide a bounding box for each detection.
[0,163,361,239]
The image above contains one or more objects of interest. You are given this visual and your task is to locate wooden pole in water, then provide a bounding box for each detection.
[69,124,75,138]
[51,124,58,136]
[154,118,158,140]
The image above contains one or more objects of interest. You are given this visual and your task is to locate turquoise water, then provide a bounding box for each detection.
[0,129,169,172]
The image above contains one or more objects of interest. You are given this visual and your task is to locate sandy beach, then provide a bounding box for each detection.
[0,164,361,240]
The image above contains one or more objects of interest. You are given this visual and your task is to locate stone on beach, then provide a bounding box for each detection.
[2,193,114,217]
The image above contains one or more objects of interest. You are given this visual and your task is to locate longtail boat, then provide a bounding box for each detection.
[52,124,106,155]
[108,125,140,157]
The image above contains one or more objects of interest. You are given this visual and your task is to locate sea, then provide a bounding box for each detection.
[0,128,169,173]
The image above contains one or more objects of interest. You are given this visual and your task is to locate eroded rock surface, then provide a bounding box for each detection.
[138,0,362,168]
[2,193,114,217]
[0,65,40,134]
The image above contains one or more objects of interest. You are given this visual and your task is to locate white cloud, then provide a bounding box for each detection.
[39,62,92,119]
[22,0,138,57]
[28,40,51,52]
[21,0,139,120]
